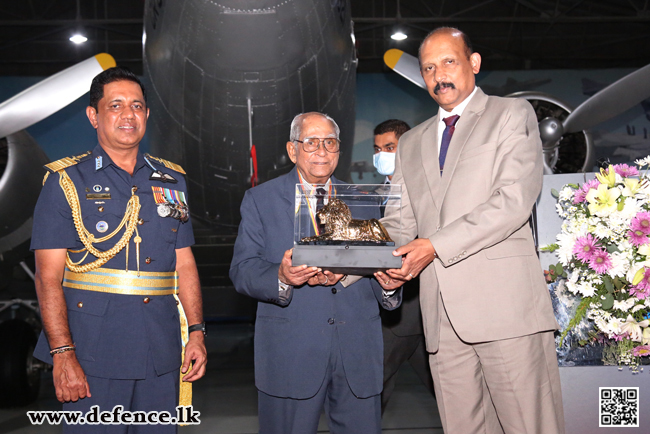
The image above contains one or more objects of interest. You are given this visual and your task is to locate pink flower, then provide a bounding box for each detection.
[630,268,650,300]
[573,233,601,262]
[613,164,639,178]
[628,229,649,246]
[588,249,612,273]
[632,345,650,357]
[631,212,650,235]
[573,179,600,204]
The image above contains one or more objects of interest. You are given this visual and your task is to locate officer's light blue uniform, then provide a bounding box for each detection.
[31,144,194,433]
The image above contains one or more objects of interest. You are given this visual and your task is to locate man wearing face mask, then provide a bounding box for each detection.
[373,120,434,414]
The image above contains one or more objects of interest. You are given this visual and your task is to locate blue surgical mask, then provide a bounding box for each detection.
[373,151,396,176]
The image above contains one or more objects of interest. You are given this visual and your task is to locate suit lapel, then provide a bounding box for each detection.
[419,116,442,210]
[282,167,300,226]
[437,89,488,204]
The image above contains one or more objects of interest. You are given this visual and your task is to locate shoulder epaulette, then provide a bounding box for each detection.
[44,151,93,173]
[144,154,186,175]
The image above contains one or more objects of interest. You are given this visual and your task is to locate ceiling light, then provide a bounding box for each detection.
[69,34,88,44]
[391,31,407,41]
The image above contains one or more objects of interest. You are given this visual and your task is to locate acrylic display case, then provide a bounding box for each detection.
[292,183,403,274]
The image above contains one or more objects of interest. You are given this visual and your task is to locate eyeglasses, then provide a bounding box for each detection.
[296,138,340,153]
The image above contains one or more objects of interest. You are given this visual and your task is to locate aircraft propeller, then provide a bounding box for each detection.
[0,53,115,139]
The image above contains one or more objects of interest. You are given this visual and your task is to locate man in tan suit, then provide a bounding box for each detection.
[377,27,565,433]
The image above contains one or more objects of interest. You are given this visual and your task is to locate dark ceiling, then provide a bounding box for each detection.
[1,0,649,76]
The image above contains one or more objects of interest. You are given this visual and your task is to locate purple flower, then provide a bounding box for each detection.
[588,249,612,273]
[573,233,601,262]
[630,268,650,300]
[631,212,650,235]
[573,179,599,204]
[628,229,649,246]
[632,345,650,357]
[613,164,639,178]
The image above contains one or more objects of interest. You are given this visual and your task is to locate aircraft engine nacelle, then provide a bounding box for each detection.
[144,0,357,228]
[0,131,50,264]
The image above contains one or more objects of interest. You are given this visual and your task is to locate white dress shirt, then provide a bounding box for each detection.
[436,86,478,153]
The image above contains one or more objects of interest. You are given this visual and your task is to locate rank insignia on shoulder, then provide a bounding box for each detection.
[144,154,186,174]
[152,186,190,223]
[44,151,93,173]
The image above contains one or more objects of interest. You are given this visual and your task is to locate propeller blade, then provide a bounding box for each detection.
[563,63,650,133]
[383,49,426,89]
[0,53,116,138]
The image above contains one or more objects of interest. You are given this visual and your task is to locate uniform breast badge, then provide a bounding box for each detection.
[144,155,178,183]
[152,186,189,223]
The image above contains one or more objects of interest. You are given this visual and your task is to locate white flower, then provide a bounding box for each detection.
[619,315,650,342]
[577,281,597,297]
[559,187,574,202]
[613,298,636,312]
[607,252,628,278]
[556,232,576,266]
[593,223,613,239]
[631,304,645,313]
[635,156,650,167]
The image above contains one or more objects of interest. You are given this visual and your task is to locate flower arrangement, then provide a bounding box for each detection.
[545,160,650,370]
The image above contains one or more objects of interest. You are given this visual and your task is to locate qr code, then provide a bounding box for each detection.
[599,387,639,427]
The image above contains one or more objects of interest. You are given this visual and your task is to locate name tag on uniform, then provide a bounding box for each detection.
[86,193,111,200]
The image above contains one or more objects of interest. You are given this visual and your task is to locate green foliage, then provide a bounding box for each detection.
[546,262,567,283]
[559,297,591,346]
[551,188,559,198]
[601,293,615,310]
[603,276,614,293]
[540,244,559,252]
[613,277,624,290]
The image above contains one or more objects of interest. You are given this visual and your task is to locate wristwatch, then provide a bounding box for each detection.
[188,322,206,337]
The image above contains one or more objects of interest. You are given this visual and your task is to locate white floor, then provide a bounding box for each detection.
[0,323,442,434]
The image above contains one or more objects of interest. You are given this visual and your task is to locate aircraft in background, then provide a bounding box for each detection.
[383,48,650,174]
[143,0,357,229]
[0,54,116,406]
[582,78,650,122]
[480,77,552,97]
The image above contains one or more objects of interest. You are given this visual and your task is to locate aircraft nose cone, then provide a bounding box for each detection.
[538,117,564,150]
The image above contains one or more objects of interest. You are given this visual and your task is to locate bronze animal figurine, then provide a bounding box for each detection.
[301,198,393,243]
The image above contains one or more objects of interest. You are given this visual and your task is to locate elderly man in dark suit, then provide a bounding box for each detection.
[230,112,401,434]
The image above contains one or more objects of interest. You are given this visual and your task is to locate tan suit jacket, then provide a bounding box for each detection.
[382,88,559,353]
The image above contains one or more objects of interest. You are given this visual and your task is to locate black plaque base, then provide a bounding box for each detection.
[292,244,402,275]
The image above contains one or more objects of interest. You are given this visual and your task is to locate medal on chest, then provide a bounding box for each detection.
[152,186,189,222]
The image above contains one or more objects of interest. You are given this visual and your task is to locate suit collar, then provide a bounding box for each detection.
[282,167,301,224]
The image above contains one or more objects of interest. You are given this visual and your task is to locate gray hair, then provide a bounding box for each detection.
[289,112,340,142]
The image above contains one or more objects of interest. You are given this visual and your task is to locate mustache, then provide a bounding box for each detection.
[434,82,456,94]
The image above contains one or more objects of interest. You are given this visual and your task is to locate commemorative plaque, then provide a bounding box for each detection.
[292,183,403,274]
